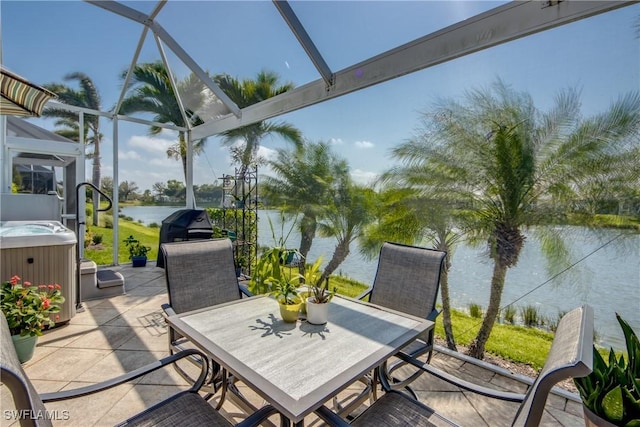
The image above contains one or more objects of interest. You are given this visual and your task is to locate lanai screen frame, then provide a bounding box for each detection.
[25,0,636,265]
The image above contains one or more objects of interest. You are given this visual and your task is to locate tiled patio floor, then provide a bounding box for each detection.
[2,262,587,426]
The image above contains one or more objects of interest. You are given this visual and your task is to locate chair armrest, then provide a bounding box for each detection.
[41,349,209,402]
[236,405,278,426]
[161,303,176,317]
[315,405,351,426]
[426,308,441,322]
[355,286,372,301]
[393,352,526,403]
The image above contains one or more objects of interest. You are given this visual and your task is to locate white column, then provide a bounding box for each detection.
[186,129,195,208]
[0,116,11,193]
[112,117,119,265]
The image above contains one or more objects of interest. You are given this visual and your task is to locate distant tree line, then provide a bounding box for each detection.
[97,177,224,205]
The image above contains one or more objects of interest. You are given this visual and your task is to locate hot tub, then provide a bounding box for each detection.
[0,221,77,324]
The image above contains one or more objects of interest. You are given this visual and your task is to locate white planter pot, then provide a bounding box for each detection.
[306,297,329,325]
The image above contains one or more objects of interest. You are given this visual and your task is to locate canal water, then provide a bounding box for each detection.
[120,206,639,350]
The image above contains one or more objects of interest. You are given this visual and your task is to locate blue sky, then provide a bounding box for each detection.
[2,1,639,192]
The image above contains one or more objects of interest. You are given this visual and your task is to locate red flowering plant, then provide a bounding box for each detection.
[0,275,65,337]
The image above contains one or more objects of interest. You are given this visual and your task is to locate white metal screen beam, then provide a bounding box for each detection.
[6,136,84,157]
[85,0,241,117]
[192,0,634,139]
[273,0,334,87]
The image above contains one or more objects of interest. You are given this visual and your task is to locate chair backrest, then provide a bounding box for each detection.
[0,313,52,427]
[511,305,594,427]
[369,242,446,319]
[161,239,241,314]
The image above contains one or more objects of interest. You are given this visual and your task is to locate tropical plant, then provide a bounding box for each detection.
[307,279,335,304]
[393,78,640,359]
[214,70,303,176]
[574,313,640,426]
[43,72,103,226]
[303,257,335,304]
[262,141,349,277]
[361,183,462,351]
[502,305,517,324]
[316,180,376,284]
[124,235,150,258]
[269,275,302,306]
[1,275,65,337]
[469,303,483,319]
[520,305,541,327]
[118,61,208,179]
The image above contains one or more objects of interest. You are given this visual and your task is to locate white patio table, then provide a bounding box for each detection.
[166,294,433,425]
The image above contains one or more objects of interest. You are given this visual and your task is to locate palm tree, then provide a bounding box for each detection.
[262,141,349,277]
[118,61,207,179]
[43,72,103,226]
[316,180,376,285]
[394,79,640,359]
[214,70,303,176]
[360,183,463,351]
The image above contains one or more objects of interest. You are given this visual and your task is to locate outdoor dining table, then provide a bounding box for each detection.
[166,294,434,425]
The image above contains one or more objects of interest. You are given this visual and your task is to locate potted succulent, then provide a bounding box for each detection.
[124,235,151,267]
[270,277,303,323]
[574,313,640,427]
[0,275,65,363]
[303,257,335,325]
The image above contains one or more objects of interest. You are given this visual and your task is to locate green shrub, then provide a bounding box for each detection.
[92,234,103,245]
[548,310,567,332]
[469,303,483,318]
[103,216,113,229]
[503,305,517,324]
[521,305,541,327]
[149,222,159,228]
[84,230,93,248]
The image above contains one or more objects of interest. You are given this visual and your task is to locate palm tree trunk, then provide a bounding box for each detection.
[91,139,101,226]
[467,260,507,359]
[440,260,457,351]
[319,239,350,286]
[297,216,316,278]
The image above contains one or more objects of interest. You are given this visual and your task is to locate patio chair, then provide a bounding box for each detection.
[0,312,277,427]
[334,242,446,416]
[316,304,594,427]
[363,242,446,364]
[160,239,252,391]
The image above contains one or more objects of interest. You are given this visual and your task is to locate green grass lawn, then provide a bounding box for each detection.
[84,215,159,265]
[434,309,555,370]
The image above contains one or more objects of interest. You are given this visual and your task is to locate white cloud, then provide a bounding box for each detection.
[118,150,141,160]
[354,140,374,149]
[329,138,344,145]
[257,145,277,162]
[128,135,174,154]
[351,169,379,185]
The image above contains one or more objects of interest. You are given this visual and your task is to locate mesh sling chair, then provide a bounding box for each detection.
[317,305,594,427]
[160,239,252,395]
[0,312,277,427]
[334,242,446,416]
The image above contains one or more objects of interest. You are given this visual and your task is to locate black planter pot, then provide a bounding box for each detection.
[132,256,147,267]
